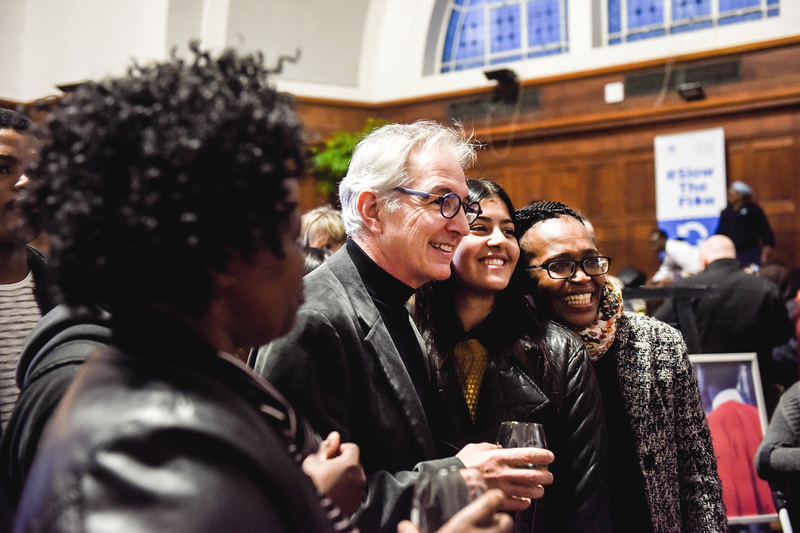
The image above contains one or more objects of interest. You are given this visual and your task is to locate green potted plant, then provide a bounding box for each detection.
[311,117,388,198]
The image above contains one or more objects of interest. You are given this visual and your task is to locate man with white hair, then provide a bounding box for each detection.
[655,234,791,412]
[251,121,554,533]
[715,180,775,266]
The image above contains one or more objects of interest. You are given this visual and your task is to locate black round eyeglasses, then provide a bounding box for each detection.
[393,187,482,225]
[525,256,611,280]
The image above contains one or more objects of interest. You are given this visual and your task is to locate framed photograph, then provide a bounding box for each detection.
[689,353,778,526]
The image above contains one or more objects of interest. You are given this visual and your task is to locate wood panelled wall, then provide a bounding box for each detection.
[295,37,800,279]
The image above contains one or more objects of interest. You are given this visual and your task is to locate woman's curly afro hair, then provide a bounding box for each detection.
[25,43,308,316]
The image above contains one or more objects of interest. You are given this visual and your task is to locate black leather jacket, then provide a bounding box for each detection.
[12,312,343,533]
[434,320,611,533]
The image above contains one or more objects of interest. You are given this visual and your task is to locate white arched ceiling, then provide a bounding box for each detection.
[1,0,799,103]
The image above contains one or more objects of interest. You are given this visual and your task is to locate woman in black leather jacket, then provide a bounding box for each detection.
[414,179,611,533]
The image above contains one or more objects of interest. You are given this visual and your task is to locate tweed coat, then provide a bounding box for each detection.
[251,246,459,533]
[609,312,727,533]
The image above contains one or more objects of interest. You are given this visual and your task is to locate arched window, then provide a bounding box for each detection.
[607,0,780,44]
[440,0,568,73]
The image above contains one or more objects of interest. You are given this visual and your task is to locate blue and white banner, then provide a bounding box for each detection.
[654,128,727,245]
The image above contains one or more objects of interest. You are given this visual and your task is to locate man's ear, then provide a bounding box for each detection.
[356,189,384,235]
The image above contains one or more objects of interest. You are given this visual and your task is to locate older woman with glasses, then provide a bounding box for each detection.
[515,201,726,533]
[414,180,611,533]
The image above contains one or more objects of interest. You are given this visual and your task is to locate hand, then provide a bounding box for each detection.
[455,443,554,511]
[397,489,513,533]
[302,431,366,515]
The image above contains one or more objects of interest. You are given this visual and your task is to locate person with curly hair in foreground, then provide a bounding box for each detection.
[11,44,369,533]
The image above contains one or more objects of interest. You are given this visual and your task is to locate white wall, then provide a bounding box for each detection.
[1,0,798,103]
[226,0,367,87]
[1,0,169,101]
[0,0,28,99]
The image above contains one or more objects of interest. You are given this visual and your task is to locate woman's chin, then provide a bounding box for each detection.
[561,309,598,330]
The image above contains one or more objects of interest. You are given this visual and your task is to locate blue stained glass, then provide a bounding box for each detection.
[442,11,462,64]
[627,28,666,40]
[454,58,486,70]
[491,4,521,53]
[491,53,523,64]
[528,0,561,46]
[528,47,564,58]
[456,10,486,61]
[719,11,762,24]
[608,0,622,34]
[440,0,568,73]
[628,0,664,28]
[671,19,713,32]
[673,0,710,21]
[720,0,760,9]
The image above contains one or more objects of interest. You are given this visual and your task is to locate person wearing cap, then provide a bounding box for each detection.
[715,180,775,267]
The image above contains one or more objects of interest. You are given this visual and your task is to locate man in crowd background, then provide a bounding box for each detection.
[654,234,792,414]
[648,227,700,285]
[716,180,775,267]
[0,108,54,431]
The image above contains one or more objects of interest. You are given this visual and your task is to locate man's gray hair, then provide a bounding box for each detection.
[338,120,477,237]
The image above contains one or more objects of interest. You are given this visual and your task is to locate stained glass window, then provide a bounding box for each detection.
[441,0,568,73]
[608,0,780,44]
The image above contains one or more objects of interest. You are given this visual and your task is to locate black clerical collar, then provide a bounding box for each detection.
[346,238,416,308]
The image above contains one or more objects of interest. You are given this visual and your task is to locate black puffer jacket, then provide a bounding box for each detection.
[1,304,112,507]
[434,320,611,533]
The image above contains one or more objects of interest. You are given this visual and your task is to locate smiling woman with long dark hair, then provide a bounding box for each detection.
[414,178,611,533]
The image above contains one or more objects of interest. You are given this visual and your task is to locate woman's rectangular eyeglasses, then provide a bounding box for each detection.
[525,257,611,279]
[393,187,482,225]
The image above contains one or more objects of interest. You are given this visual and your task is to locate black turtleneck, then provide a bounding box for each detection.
[345,239,434,419]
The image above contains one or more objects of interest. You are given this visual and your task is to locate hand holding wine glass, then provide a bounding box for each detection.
[410,466,488,533]
[399,489,513,533]
[454,442,553,510]
[495,422,548,469]
[495,422,549,533]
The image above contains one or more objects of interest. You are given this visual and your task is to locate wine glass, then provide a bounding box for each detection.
[410,466,487,533]
[496,421,548,533]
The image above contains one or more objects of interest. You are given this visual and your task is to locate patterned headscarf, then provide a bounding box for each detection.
[571,279,623,360]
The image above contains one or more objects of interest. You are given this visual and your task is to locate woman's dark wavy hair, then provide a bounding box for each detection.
[23,43,308,317]
[414,179,555,395]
